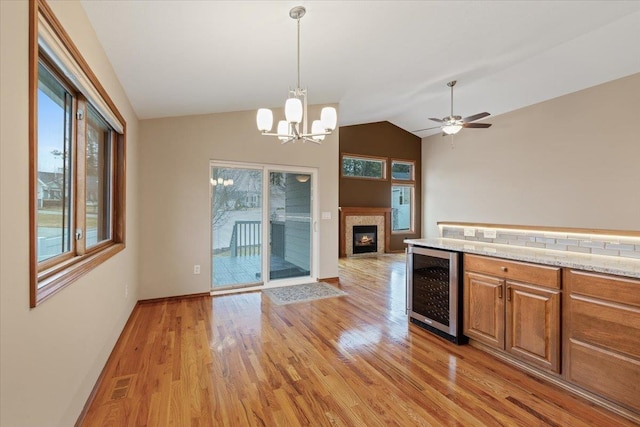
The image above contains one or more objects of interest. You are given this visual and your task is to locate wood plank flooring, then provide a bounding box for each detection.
[80,254,637,426]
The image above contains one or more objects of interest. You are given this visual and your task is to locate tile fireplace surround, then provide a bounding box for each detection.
[339,207,391,257]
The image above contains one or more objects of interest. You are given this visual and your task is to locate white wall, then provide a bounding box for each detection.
[0,1,140,426]
[422,73,640,238]
[138,109,339,300]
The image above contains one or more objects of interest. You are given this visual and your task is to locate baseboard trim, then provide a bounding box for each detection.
[75,303,140,427]
[138,292,210,304]
[468,340,640,424]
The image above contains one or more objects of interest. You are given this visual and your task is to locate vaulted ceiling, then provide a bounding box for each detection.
[81,1,640,135]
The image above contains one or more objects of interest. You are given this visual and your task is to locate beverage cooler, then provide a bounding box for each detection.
[406,245,466,344]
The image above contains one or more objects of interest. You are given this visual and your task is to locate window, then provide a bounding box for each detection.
[391,160,414,181]
[341,154,387,180]
[85,105,114,248]
[30,0,126,307]
[391,159,415,233]
[391,186,413,232]
[37,62,74,262]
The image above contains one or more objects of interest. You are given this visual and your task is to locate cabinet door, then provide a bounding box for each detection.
[506,281,561,373]
[464,272,504,349]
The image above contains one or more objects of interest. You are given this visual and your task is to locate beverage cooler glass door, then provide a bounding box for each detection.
[408,246,459,336]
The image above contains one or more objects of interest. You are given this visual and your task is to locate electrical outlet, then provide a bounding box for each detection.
[125,284,129,298]
[193,265,200,275]
[483,229,497,239]
[464,228,476,237]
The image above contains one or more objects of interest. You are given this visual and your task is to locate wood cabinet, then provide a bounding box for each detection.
[464,272,504,349]
[506,281,560,372]
[464,254,561,373]
[564,269,640,413]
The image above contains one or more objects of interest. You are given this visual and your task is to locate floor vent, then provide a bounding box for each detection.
[110,376,133,401]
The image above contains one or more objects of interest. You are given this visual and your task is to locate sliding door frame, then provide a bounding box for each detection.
[209,160,319,296]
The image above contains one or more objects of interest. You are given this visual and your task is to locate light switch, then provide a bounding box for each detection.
[321,211,331,220]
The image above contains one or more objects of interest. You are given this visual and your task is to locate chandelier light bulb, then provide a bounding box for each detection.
[256,108,273,132]
[277,120,289,141]
[320,107,337,131]
[284,98,303,124]
[311,120,325,141]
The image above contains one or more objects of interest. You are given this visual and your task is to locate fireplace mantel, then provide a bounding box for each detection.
[339,207,392,258]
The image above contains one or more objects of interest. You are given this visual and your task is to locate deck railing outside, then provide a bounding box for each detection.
[229,220,286,257]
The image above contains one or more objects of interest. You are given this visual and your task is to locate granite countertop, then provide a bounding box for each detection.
[405,238,640,279]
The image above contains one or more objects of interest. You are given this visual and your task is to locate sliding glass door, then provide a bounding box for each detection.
[211,162,316,291]
[211,166,263,289]
[268,172,312,281]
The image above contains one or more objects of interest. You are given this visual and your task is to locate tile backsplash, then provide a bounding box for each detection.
[441,225,640,259]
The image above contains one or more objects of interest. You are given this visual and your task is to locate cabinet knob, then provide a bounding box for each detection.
[500,266,508,272]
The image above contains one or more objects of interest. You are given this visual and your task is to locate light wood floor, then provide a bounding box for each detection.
[80,254,636,426]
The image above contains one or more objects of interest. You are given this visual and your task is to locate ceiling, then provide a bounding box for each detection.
[80,1,640,136]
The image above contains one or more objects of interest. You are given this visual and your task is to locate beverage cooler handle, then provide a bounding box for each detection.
[405,248,410,315]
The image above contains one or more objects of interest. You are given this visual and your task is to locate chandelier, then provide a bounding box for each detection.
[256,6,337,144]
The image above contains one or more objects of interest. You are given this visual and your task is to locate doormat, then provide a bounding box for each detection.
[263,282,347,306]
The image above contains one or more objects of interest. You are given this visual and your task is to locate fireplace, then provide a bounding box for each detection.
[339,207,390,258]
[353,225,378,254]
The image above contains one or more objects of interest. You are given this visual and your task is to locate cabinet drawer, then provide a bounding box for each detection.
[565,269,640,307]
[568,293,640,359]
[465,254,560,289]
[567,339,640,412]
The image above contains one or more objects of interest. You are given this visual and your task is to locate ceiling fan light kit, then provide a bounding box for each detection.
[256,6,337,144]
[413,80,492,136]
[443,124,463,135]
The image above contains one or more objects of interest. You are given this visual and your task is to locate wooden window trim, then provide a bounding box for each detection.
[340,152,388,181]
[391,184,415,235]
[29,0,127,307]
[390,158,415,184]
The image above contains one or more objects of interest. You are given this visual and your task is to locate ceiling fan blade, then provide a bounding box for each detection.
[412,125,442,133]
[462,122,492,128]
[462,112,490,123]
[428,117,445,123]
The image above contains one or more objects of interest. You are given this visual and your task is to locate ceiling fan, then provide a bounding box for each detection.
[412,80,492,136]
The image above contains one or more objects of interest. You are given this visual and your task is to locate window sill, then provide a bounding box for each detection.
[32,242,124,307]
